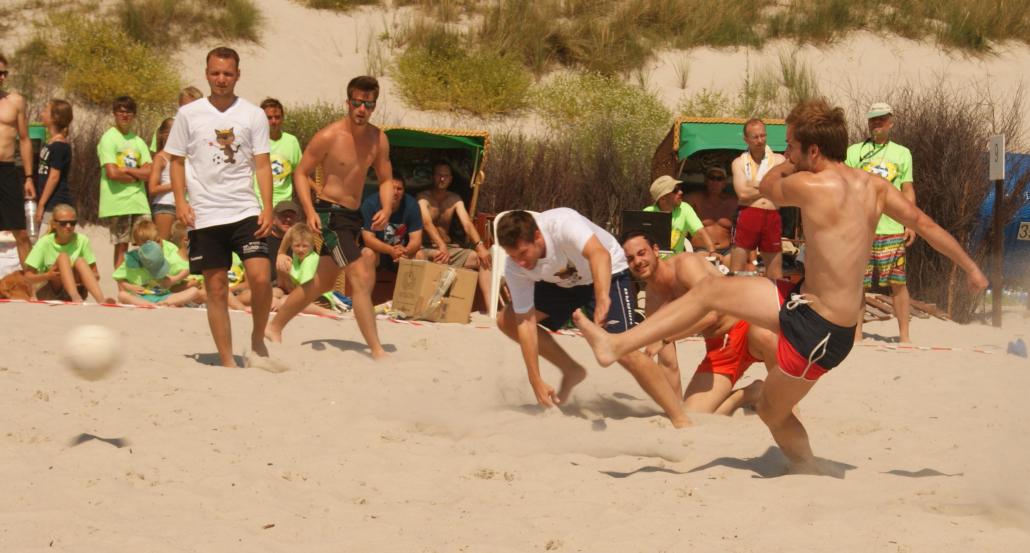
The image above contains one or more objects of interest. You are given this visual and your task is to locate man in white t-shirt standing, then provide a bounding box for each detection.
[166,47,276,369]
[496,208,681,412]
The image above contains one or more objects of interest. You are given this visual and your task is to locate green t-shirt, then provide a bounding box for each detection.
[254,132,302,209]
[845,140,913,235]
[25,232,96,273]
[291,251,334,302]
[643,202,704,253]
[97,127,153,218]
[113,250,165,291]
[161,239,189,275]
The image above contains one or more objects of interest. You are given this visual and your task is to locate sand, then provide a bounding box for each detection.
[2,226,1030,551]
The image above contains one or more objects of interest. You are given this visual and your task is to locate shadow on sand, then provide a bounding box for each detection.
[185,353,244,367]
[883,468,963,478]
[600,466,689,478]
[69,433,129,448]
[688,446,857,479]
[301,339,397,357]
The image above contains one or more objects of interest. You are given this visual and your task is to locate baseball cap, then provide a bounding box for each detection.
[139,240,170,279]
[273,200,300,215]
[867,102,892,119]
[649,175,682,203]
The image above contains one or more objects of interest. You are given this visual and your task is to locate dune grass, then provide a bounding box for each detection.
[677,51,820,119]
[300,0,380,11]
[119,0,263,48]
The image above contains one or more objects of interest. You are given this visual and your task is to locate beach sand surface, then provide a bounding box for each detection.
[2,257,1029,550]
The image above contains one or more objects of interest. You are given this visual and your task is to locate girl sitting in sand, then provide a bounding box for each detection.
[112,220,197,307]
[22,203,112,304]
[276,223,339,317]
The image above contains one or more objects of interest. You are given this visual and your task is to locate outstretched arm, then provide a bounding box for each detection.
[882,180,987,291]
[583,236,612,325]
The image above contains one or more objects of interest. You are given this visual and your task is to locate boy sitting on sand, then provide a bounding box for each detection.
[113,233,197,307]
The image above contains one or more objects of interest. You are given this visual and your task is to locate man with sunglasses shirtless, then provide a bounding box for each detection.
[266,76,394,359]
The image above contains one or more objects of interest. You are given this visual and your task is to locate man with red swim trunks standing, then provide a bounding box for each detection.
[620,231,776,419]
[730,118,786,278]
[575,99,986,474]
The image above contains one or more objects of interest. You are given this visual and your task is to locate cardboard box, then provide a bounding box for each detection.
[392,259,477,323]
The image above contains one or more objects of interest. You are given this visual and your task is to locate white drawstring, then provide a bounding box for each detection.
[785,293,813,311]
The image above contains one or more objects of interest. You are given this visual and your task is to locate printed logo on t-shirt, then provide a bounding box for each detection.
[212,128,240,165]
[859,160,899,184]
[553,261,582,285]
[383,223,408,246]
[270,153,292,184]
[38,145,51,176]
[116,146,142,169]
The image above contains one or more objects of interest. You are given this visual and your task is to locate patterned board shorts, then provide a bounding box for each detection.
[864,233,906,288]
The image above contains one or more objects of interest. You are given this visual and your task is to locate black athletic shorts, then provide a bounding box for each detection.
[316,199,364,267]
[534,270,637,332]
[188,216,269,274]
[0,162,27,231]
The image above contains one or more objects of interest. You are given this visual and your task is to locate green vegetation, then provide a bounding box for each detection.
[399,0,1030,80]
[119,0,263,48]
[678,52,820,119]
[283,102,348,148]
[299,0,379,11]
[17,15,182,109]
[393,25,531,115]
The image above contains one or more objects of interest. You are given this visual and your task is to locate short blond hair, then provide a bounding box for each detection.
[169,221,188,247]
[131,219,159,245]
[283,222,315,252]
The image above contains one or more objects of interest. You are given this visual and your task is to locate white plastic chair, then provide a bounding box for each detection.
[488,210,540,320]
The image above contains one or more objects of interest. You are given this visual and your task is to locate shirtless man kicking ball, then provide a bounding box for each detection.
[266,76,393,359]
[575,99,987,473]
[621,231,776,419]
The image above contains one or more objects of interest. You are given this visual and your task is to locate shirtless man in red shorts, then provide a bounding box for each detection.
[576,99,987,473]
[621,231,776,421]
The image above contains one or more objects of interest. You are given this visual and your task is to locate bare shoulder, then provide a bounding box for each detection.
[672,251,717,284]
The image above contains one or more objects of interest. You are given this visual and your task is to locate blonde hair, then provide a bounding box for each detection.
[169,221,189,247]
[283,222,314,253]
[131,219,159,245]
[179,86,203,104]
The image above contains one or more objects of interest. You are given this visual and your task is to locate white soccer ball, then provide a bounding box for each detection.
[64,325,121,381]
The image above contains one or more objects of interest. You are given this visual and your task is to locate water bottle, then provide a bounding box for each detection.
[24,199,38,243]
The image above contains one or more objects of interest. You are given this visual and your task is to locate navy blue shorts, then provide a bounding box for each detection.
[534,270,636,332]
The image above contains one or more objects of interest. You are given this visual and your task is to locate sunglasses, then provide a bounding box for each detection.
[54,219,77,227]
[348,99,376,109]
[707,174,726,181]
[0,70,8,77]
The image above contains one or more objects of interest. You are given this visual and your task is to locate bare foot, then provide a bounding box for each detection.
[265,324,283,344]
[571,310,617,367]
[786,458,823,476]
[556,365,587,404]
[245,351,289,373]
[370,347,389,360]
[671,415,693,428]
[251,338,270,358]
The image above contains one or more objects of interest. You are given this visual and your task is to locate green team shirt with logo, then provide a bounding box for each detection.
[97,127,153,218]
[254,132,302,209]
[845,140,913,235]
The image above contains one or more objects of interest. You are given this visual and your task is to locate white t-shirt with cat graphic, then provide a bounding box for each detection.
[165,97,270,229]
[504,208,629,315]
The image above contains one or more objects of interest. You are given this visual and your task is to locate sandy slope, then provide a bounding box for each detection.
[1,284,1029,551]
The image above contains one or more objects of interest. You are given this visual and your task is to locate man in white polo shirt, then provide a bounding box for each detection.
[166,46,276,369]
[495,208,676,411]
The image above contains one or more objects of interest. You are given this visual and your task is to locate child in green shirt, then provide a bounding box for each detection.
[113,219,197,306]
[277,223,338,317]
[23,204,112,303]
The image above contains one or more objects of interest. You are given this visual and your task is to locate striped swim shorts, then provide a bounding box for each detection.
[864,232,906,288]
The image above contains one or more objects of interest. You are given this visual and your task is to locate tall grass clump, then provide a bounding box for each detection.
[878,86,1027,322]
[119,0,263,47]
[478,73,670,228]
[284,102,348,148]
[301,0,379,11]
[677,52,818,118]
[42,15,182,110]
[394,22,531,115]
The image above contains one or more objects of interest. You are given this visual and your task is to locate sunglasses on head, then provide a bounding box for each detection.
[55,219,77,227]
[348,99,376,109]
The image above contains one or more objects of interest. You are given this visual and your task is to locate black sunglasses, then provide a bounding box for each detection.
[348,99,376,109]
[0,70,9,77]
[707,174,726,181]
[55,219,78,227]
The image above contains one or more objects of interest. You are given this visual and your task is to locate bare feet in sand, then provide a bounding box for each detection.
[370,347,389,360]
[265,324,283,344]
[572,310,617,367]
[556,365,586,404]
